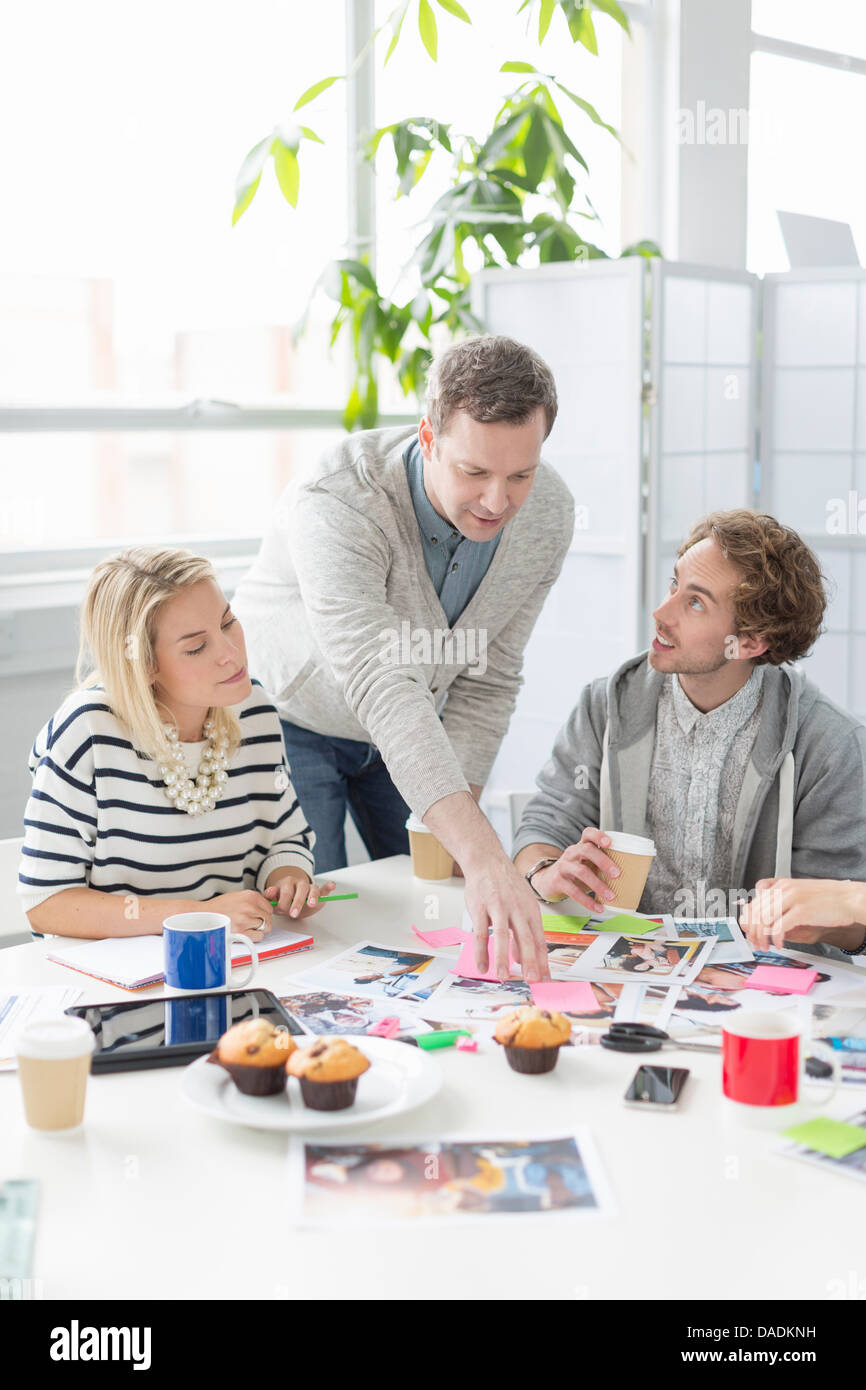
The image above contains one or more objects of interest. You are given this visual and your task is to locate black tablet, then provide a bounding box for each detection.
[64,989,305,1072]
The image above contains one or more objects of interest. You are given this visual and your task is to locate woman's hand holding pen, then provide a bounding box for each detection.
[266,869,338,920]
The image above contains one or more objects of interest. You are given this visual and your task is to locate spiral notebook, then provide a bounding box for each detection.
[46,924,314,992]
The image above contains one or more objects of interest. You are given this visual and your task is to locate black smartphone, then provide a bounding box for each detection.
[624,1064,690,1110]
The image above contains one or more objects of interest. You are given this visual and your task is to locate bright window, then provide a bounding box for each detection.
[372,0,625,409]
[747,52,866,274]
[1,0,350,409]
[751,0,866,62]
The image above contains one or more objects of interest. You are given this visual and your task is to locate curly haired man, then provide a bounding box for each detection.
[513,510,866,960]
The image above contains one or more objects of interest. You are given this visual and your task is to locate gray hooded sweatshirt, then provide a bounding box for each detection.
[513,653,866,957]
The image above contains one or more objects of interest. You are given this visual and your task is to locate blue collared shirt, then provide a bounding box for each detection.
[403,438,502,626]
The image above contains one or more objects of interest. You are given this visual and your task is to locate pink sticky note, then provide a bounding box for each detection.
[455,937,519,982]
[530,980,598,1013]
[367,1016,401,1038]
[411,924,469,948]
[744,965,819,995]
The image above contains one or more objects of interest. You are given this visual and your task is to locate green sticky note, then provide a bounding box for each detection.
[589,912,663,936]
[782,1117,866,1159]
[542,914,591,934]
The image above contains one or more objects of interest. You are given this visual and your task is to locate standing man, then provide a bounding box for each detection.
[233,335,575,979]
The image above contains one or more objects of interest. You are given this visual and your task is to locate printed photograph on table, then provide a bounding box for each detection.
[277,987,431,1038]
[632,984,682,1033]
[292,941,451,1003]
[421,975,533,1024]
[672,917,754,965]
[667,951,847,1030]
[779,1110,866,1185]
[569,932,716,987]
[603,938,700,978]
[292,1134,612,1225]
[562,982,628,1027]
[812,1002,866,1083]
[689,951,835,995]
[544,935,599,976]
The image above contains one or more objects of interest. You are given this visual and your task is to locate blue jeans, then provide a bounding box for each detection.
[280,719,411,873]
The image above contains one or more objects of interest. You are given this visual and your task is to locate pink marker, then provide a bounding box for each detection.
[456,1036,478,1052]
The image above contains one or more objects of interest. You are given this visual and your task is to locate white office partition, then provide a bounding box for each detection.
[646,260,759,640]
[761,269,866,723]
[471,259,646,835]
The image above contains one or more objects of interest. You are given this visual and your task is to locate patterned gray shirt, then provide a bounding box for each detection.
[644,668,765,912]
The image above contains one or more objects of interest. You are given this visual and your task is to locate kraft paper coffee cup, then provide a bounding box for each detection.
[16,1016,95,1133]
[405,814,454,881]
[599,832,655,911]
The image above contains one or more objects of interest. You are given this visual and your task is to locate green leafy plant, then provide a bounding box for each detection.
[233,0,659,429]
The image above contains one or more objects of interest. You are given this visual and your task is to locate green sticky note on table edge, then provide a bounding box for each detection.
[588,912,663,936]
[542,914,591,934]
[782,1117,866,1159]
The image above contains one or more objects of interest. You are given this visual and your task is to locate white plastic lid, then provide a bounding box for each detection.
[405,814,430,834]
[604,831,656,857]
[16,1016,95,1060]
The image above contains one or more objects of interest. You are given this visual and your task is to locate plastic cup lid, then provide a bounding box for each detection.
[16,1016,95,1060]
[405,814,430,834]
[604,831,656,857]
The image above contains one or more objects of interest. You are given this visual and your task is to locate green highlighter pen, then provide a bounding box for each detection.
[415,1030,471,1051]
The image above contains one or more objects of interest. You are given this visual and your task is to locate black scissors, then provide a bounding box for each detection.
[600,1023,718,1054]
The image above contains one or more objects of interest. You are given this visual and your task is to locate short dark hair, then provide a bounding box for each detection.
[425,334,558,438]
[677,509,827,666]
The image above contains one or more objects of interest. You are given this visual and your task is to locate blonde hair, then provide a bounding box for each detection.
[75,547,242,768]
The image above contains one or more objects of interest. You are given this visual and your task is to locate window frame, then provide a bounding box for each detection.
[1,0,650,586]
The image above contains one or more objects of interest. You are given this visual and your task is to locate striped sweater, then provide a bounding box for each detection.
[17,680,316,919]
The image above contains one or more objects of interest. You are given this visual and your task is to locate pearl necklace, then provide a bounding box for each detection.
[158,719,229,817]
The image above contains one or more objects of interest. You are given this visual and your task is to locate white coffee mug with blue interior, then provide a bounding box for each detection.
[162,912,258,993]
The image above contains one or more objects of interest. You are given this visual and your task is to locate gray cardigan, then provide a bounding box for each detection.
[233,426,574,818]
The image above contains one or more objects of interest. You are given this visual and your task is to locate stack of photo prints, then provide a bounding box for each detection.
[276,907,866,1224]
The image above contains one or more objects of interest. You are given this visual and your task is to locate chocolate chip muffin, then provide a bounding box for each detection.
[286,1037,371,1111]
[493,1005,571,1074]
[213,1018,296,1095]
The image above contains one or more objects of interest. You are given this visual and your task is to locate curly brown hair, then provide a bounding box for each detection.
[676,510,827,665]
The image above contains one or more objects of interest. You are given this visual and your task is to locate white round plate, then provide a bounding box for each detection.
[180,1036,442,1133]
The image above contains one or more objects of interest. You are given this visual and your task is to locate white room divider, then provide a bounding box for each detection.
[471,257,864,846]
[760,268,866,724]
[471,259,646,837]
[645,259,760,639]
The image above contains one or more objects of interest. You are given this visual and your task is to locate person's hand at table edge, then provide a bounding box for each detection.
[420,788,549,982]
[739,877,866,953]
[462,856,550,982]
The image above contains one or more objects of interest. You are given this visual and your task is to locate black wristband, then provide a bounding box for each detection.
[839,927,866,957]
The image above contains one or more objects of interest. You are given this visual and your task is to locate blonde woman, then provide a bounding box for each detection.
[17,547,334,940]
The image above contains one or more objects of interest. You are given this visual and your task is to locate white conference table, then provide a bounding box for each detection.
[2,854,864,1302]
